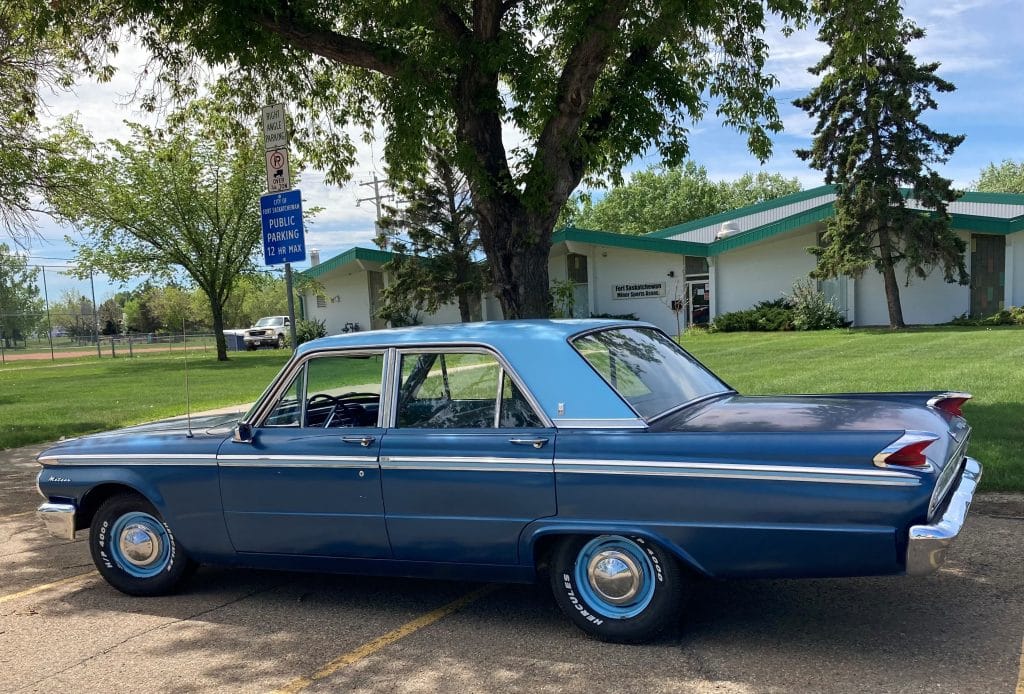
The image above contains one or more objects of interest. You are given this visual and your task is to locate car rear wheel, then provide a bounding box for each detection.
[549,534,685,643]
[89,493,194,596]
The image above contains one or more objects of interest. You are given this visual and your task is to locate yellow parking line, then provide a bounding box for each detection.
[0,571,96,605]
[272,584,499,694]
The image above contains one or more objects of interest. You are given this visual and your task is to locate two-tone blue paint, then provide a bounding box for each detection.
[36,320,971,584]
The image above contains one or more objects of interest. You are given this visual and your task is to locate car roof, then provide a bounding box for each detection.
[296,319,654,426]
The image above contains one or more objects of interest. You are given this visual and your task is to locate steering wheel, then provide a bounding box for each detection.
[305,393,340,426]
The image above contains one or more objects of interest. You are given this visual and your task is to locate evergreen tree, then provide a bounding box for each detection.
[793,0,966,328]
[375,146,487,324]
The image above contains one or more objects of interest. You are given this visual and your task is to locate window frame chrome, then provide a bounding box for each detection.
[388,345,552,430]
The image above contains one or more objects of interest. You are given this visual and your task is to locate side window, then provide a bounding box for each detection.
[304,353,384,428]
[397,352,500,429]
[265,369,303,427]
[499,376,544,428]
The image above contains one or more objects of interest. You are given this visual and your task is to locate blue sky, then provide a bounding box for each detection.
[23,0,1024,301]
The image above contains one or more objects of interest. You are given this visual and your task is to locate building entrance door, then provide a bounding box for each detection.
[970,234,1005,318]
[687,280,710,326]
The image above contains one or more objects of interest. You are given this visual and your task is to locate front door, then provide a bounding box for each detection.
[970,234,1005,318]
[218,351,391,558]
[379,349,556,564]
[687,280,710,326]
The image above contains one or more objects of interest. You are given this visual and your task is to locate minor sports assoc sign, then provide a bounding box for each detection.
[613,282,666,300]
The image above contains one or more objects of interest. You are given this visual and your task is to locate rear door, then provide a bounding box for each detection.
[379,349,556,564]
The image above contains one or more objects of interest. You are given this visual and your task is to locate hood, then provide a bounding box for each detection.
[38,412,240,461]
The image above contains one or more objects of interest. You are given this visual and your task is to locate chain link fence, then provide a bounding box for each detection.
[0,260,217,364]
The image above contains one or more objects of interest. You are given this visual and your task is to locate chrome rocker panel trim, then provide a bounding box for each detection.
[906,457,982,576]
[37,502,77,540]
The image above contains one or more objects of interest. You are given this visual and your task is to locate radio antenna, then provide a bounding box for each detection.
[183,319,193,438]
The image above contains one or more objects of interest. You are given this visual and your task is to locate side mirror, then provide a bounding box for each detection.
[233,422,253,443]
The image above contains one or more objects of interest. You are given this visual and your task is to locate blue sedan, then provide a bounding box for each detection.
[36,320,981,642]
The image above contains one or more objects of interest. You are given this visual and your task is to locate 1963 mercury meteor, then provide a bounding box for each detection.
[36,320,981,642]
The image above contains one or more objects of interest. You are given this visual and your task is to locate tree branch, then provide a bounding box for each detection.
[253,11,409,77]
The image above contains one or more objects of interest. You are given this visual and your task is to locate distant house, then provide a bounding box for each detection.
[301,186,1024,333]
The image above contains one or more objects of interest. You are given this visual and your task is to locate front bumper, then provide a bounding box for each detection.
[905,457,982,576]
[37,502,77,540]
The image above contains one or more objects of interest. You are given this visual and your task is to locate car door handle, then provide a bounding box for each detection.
[509,437,549,449]
[341,436,376,447]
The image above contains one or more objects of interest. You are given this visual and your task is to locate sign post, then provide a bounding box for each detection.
[261,103,299,349]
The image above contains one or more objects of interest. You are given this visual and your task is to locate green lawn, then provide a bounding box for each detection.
[0,350,290,449]
[680,326,1024,492]
[2,327,1021,491]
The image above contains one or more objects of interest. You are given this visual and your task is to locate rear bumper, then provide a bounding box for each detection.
[905,457,982,576]
[37,502,77,540]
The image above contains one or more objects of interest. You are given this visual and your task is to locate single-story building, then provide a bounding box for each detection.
[301,185,1024,334]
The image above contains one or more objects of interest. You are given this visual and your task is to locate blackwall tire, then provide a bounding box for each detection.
[548,534,684,643]
[89,493,194,597]
[276,334,285,348]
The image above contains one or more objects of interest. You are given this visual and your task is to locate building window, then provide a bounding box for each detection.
[316,295,327,308]
[685,256,709,278]
[567,253,588,284]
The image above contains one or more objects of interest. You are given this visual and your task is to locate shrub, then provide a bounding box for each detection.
[290,317,327,346]
[945,307,1024,327]
[789,279,844,331]
[710,302,794,332]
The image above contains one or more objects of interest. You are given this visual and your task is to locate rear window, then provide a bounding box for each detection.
[571,327,730,420]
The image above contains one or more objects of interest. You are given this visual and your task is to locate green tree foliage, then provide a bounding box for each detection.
[793,0,966,329]
[974,160,1024,194]
[562,162,802,234]
[0,1,111,245]
[50,91,269,360]
[376,147,486,324]
[219,274,290,329]
[0,244,44,345]
[49,0,807,318]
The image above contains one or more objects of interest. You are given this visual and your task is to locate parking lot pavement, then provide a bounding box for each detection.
[2,441,1022,694]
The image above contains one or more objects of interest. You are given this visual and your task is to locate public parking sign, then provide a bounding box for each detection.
[260,190,306,265]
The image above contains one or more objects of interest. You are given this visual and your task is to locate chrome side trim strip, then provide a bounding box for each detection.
[380,456,552,466]
[907,457,982,575]
[380,461,552,474]
[558,458,919,478]
[554,459,920,486]
[39,453,217,467]
[554,464,919,486]
[552,418,648,429]
[217,454,377,468]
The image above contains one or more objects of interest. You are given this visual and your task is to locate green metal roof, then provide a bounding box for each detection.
[301,246,394,279]
[305,188,1024,278]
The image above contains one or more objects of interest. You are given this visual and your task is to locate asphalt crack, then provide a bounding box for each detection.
[14,578,292,692]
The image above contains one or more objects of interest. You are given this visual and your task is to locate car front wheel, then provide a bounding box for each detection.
[549,534,685,643]
[89,493,193,596]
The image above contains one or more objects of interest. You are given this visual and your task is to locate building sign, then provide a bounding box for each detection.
[613,281,666,300]
[260,189,306,265]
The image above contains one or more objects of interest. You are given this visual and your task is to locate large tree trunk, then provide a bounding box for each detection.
[473,198,552,319]
[876,226,906,328]
[210,301,229,361]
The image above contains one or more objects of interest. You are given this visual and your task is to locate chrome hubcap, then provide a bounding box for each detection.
[118,523,161,566]
[587,550,642,605]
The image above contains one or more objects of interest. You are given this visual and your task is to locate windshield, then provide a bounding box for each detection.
[571,327,731,420]
[255,317,284,327]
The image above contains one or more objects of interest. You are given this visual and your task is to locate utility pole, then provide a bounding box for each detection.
[356,174,395,227]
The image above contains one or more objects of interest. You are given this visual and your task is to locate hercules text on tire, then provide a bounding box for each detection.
[89,493,194,596]
[548,534,685,643]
